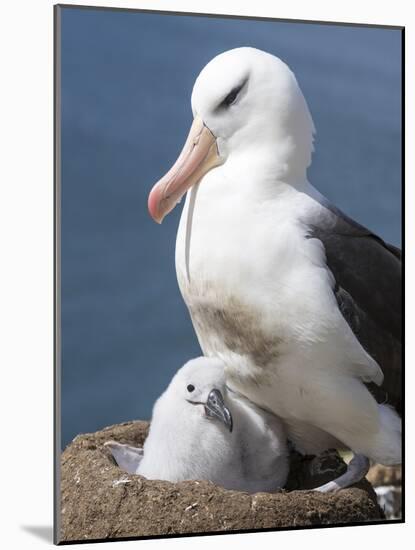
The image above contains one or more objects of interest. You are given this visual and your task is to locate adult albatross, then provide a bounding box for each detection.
[148,47,401,491]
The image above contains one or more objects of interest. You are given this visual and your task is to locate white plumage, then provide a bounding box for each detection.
[148,48,401,490]
[106,357,289,492]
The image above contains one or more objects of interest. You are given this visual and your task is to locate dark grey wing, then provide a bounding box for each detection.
[308,204,402,415]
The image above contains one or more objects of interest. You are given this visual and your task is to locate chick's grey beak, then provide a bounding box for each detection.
[204,389,233,432]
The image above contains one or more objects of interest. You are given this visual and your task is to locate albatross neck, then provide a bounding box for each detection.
[214,151,311,201]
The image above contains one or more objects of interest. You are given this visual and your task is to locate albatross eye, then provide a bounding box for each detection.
[223,88,239,107]
[187,384,195,393]
[220,79,247,109]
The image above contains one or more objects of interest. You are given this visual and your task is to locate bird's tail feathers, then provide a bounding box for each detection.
[354,353,384,386]
[364,404,401,466]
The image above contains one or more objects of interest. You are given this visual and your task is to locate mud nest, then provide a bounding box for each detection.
[60,420,382,543]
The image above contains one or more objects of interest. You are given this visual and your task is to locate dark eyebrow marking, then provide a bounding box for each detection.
[217,77,249,110]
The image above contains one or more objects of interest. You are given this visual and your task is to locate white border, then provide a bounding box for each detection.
[1,1,412,548]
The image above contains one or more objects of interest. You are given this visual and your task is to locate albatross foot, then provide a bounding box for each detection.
[314,453,370,493]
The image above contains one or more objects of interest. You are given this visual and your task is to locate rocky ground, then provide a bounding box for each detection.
[60,420,384,543]
[367,463,402,519]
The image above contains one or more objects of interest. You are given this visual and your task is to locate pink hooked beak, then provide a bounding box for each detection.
[148,116,223,223]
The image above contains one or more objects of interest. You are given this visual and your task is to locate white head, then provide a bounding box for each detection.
[108,358,234,481]
[154,357,233,433]
[148,47,315,222]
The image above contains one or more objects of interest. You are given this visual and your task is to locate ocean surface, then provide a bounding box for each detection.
[60,7,402,448]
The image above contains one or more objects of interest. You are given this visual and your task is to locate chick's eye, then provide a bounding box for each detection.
[187,384,195,393]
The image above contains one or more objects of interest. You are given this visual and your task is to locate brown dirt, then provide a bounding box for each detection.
[59,420,382,543]
[366,464,402,487]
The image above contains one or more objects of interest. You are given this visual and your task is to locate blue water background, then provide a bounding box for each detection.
[60,7,402,448]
